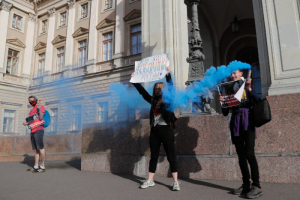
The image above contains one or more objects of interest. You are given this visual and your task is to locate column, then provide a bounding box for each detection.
[44,7,56,74]
[22,13,36,78]
[261,0,300,95]
[0,1,12,72]
[113,0,125,67]
[252,0,271,98]
[87,0,99,73]
[65,0,76,69]
[142,0,189,88]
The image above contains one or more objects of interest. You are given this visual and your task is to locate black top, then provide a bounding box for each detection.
[221,87,261,116]
[132,74,177,128]
[222,86,261,129]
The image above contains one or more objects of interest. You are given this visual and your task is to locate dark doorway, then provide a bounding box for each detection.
[236,47,262,98]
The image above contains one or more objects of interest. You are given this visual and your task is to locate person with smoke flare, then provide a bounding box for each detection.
[131,67,179,191]
[219,70,262,199]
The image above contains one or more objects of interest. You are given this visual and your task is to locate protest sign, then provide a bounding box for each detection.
[218,78,245,108]
[130,54,169,83]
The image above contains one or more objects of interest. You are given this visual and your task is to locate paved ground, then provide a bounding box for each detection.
[0,160,299,200]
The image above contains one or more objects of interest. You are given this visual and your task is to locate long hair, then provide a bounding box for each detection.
[151,82,165,106]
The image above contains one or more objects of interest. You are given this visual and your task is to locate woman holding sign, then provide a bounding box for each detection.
[131,67,179,191]
[219,70,262,199]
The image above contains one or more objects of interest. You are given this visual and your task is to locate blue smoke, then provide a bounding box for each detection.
[109,60,251,113]
[162,60,251,112]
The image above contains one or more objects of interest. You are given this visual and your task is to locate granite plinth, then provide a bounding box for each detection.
[177,156,300,184]
[232,94,300,155]
[0,136,15,155]
[81,154,140,174]
[0,133,81,162]
[73,133,82,153]
[15,136,32,154]
[81,122,140,155]
[0,156,24,162]
[175,115,230,155]
[44,134,73,153]
[81,93,300,183]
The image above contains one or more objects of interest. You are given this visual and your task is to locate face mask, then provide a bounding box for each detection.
[30,101,37,106]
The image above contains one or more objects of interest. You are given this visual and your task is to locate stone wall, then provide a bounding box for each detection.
[0,133,81,162]
[81,93,300,184]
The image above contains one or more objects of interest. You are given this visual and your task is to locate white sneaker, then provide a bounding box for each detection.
[140,180,155,189]
[172,181,180,191]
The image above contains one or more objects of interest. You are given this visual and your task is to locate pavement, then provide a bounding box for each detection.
[0,160,299,200]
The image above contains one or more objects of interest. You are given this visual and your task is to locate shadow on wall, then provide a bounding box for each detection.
[83,118,232,192]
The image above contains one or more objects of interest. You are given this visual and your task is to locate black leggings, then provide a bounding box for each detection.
[149,125,178,173]
[233,127,260,187]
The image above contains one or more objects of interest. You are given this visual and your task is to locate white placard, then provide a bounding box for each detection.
[130,54,169,83]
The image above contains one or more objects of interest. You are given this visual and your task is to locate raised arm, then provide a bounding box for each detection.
[131,73,152,104]
[245,78,261,103]
[248,87,261,103]
[165,67,174,94]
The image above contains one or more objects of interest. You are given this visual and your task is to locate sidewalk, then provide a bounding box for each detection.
[0,160,299,200]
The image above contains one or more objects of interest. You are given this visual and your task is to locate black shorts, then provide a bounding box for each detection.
[31,130,44,150]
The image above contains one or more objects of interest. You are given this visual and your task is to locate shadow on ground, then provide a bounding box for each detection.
[20,154,81,170]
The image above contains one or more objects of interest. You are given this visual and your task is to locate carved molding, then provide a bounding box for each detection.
[96,18,116,30]
[72,27,89,38]
[29,13,37,22]
[0,0,13,12]
[124,9,141,21]
[6,39,26,48]
[67,0,75,9]
[52,35,66,45]
[47,7,56,17]
[34,42,47,51]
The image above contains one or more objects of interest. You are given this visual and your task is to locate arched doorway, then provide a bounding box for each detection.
[236,47,262,98]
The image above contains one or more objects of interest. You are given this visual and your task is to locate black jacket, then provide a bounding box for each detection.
[132,74,177,128]
[221,87,261,128]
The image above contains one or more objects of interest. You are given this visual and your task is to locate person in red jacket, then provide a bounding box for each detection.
[23,96,46,173]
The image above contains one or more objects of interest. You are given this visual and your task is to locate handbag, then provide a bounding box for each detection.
[252,98,272,127]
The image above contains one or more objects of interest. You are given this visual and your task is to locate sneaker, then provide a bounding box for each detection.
[172,181,180,191]
[140,180,155,189]
[232,185,250,195]
[27,166,39,172]
[246,186,263,199]
[32,168,45,173]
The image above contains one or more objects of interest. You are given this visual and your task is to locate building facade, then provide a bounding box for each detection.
[0,0,300,135]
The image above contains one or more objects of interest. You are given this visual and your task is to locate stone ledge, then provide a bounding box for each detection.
[0,153,81,162]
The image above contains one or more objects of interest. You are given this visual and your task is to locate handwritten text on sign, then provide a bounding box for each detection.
[130,54,169,83]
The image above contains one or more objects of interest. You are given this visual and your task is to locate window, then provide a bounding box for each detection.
[103,32,113,61]
[128,109,135,121]
[6,49,19,75]
[57,47,65,72]
[81,3,88,19]
[12,14,22,30]
[104,0,113,9]
[38,54,45,77]
[131,24,142,55]
[50,108,58,132]
[60,12,67,26]
[98,102,108,122]
[42,20,48,33]
[78,40,87,67]
[3,110,15,133]
[72,105,81,131]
